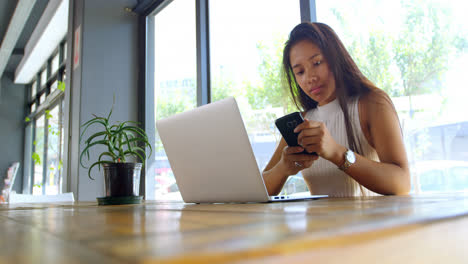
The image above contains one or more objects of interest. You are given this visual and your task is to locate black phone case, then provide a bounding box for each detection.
[275,112,316,155]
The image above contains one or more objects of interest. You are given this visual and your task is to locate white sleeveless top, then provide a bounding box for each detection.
[301,97,380,197]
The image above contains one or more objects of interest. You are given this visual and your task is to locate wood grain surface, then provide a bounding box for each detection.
[1,193,467,264]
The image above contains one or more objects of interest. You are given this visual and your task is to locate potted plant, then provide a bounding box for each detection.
[79,107,152,205]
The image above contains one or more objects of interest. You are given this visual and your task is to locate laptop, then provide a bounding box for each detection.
[156,97,327,203]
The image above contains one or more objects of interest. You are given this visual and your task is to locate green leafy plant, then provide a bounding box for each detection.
[57,81,66,92]
[45,110,53,120]
[32,152,41,165]
[79,107,152,180]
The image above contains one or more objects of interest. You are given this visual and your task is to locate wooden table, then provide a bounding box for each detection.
[1,193,468,263]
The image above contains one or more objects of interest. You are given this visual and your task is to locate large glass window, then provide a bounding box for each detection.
[25,42,67,195]
[151,0,197,200]
[147,0,303,200]
[209,0,302,195]
[316,0,468,193]
[146,0,467,199]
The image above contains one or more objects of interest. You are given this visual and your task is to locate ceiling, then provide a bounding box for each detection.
[0,0,48,79]
[0,0,150,82]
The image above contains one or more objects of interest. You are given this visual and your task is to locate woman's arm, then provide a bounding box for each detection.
[262,139,318,195]
[296,90,411,195]
[346,90,411,194]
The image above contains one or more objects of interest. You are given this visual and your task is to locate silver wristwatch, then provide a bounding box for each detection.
[338,149,356,171]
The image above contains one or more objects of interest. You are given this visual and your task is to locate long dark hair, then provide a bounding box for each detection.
[283,22,378,154]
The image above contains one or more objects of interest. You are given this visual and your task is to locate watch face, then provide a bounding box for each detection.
[346,150,356,163]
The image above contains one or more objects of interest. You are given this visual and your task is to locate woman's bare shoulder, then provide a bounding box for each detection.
[358,88,398,147]
[359,88,396,115]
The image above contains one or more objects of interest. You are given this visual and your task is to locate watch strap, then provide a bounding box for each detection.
[338,149,353,171]
[338,159,351,171]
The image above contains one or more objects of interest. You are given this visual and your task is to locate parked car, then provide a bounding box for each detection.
[412,160,468,193]
[155,179,181,200]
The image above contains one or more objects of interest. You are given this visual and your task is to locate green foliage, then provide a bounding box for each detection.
[212,77,236,102]
[25,117,30,122]
[49,126,60,136]
[348,31,397,96]
[251,39,284,109]
[393,0,449,97]
[155,81,196,121]
[45,110,53,120]
[328,0,453,118]
[80,106,153,180]
[156,97,192,120]
[32,152,41,165]
[249,36,296,113]
[57,81,65,92]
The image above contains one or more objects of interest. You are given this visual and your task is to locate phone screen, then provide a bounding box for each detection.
[275,112,316,155]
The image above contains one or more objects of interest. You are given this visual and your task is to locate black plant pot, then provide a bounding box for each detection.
[98,163,142,205]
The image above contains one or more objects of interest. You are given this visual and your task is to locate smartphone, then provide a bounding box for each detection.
[275,112,316,155]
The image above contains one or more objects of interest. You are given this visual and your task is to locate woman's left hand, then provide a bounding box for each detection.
[294,118,345,162]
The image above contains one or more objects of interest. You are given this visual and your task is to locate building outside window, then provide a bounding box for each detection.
[147,0,468,200]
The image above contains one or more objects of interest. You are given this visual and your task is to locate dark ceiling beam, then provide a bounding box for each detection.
[3,71,15,80]
[12,48,24,55]
[132,0,168,16]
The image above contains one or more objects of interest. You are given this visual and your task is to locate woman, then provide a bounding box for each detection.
[262,22,410,197]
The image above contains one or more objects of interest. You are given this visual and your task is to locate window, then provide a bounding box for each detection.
[31,80,37,101]
[52,54,60,75]
[145,1,467,199]
[25,41,67,195]
[316,0,468,193]
[150,0,197,200]
[147,0,303,200]
[39,93,46,104]
[209,0,301,193]
[40,69,47,90]
[45,104,62,194]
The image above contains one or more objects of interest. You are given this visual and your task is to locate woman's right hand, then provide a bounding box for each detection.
[279,146,319,175]
[262,138,319,195]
